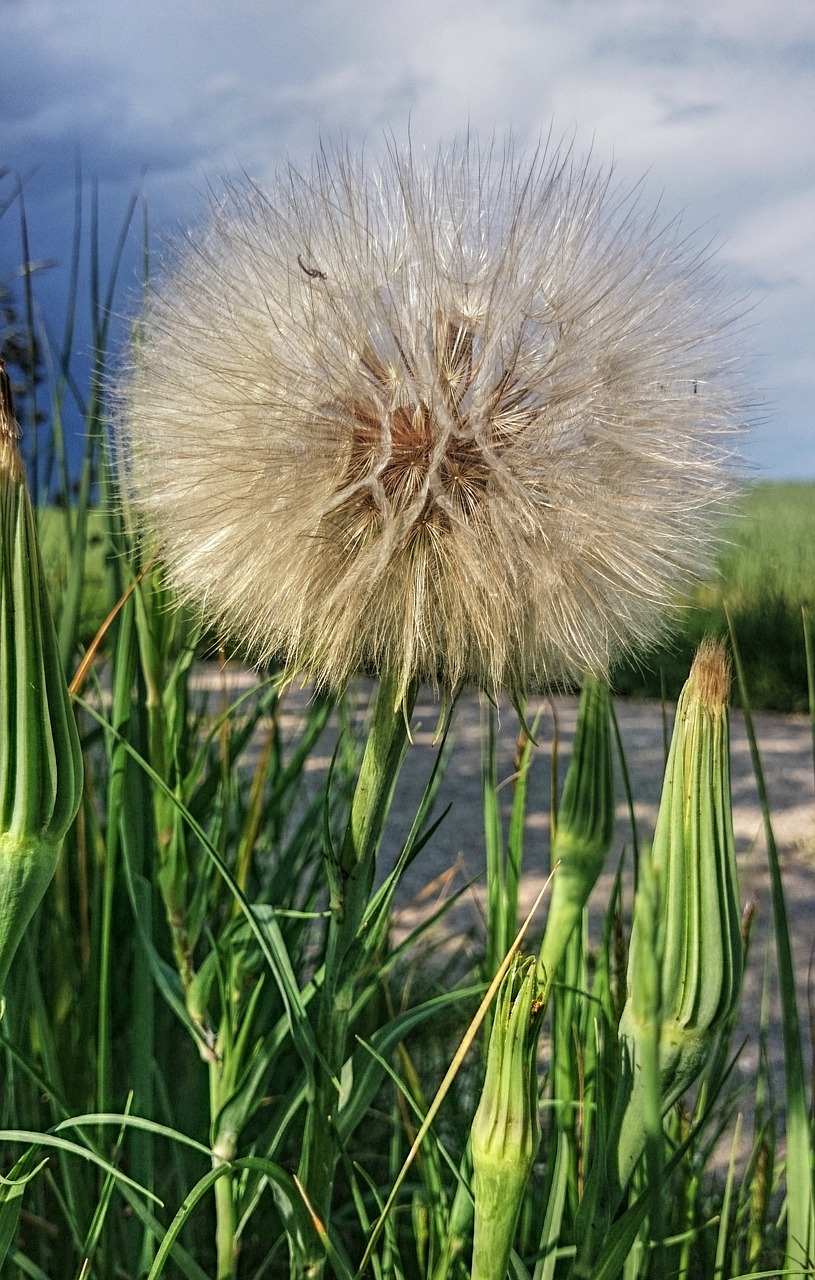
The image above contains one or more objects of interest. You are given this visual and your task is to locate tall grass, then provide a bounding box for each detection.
[1,170,814,1280]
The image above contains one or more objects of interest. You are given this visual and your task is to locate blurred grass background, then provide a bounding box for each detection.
[614,482,815,711]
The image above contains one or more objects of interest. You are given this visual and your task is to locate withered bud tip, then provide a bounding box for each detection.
[688,636,731,715]
[0,360,21,447]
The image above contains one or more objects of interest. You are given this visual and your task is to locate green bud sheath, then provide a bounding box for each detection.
[0,364,83,994]
[471,955,543,1280]
[538,676,615,986]
[617,638,742,1186]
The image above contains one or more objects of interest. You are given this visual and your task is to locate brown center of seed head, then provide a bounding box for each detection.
[333,318,529,549]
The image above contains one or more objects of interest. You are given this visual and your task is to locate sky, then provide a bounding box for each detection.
[2,0,814,477]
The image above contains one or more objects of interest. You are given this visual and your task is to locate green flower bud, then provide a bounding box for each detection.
[617,638,742,1186]
[471,954,543,1280]
[0,363,83,995]
[538,676,615,986]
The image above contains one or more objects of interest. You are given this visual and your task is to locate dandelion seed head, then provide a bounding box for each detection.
[116,137,746,694]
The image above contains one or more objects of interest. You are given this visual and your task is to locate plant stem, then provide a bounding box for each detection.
[210,1061,238,1280]
[298,670,416,1261]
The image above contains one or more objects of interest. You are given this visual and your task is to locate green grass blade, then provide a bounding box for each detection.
[0,1153,46,1269]
[506,714,541,951]
[609,700,639,882]
[728,609,815,1274]
[533,1129,570,1280]
[0,1132,161,1204]
[338,985,485,1143]
[803,607,815,791]
[6,1247,53,1279]
[55,1114,214,1160]
[482,704,507,975]
[714,1113,742,1279]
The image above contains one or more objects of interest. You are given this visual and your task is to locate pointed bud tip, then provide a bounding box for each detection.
[688,636,730,716]
[0,361,23,477]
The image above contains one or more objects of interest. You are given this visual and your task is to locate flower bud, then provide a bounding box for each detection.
[538,676,615,986]
[470,954,542,1280]
[616,638,742,1186]
[0,363,83,995]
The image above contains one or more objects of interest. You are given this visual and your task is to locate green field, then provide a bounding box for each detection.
[615,481,815,710]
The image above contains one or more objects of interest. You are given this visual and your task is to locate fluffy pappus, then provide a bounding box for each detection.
[115,137,746,695]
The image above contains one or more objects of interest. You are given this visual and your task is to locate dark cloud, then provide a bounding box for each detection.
[593,20,697,69]
[661,100,723,125]
[594,17,815,79]
[2,30,202,197]
[780,39,815,73]
[1,13,126,123]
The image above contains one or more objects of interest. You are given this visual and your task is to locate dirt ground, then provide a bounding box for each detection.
[202,668,815,1131]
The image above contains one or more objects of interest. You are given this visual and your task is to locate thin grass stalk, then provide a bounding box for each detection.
[534,1129,570,1280]
[609,701,639,887]
[746,956,776,1273]
[506,715,538,960]
[478,705,537,987]
[12,943,87,1246]
[15,187,39,504]
[96,585,139,1119]
[728,608,815,1275]
[714,1112,742,1280]
[131,875,156,1278]
[803,607,815,792]
[483,705,508,977]
[56,182,139,672]
[45,162,84,514]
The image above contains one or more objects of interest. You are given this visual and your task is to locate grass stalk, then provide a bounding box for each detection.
[728,608,815,1275]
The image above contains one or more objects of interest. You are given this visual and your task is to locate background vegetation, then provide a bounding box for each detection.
[615,483,815,712]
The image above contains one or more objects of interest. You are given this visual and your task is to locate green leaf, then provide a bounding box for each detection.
[0,1153,47,1267]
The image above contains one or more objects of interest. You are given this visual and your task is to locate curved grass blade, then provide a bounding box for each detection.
[0,1153,47,1269]
[145,1157,350,1280]
[0,1131,161,1204]
[55,1114,214,1161]
[728,607,815,1275]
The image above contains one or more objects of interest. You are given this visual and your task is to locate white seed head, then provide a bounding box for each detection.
[115,137,745,693]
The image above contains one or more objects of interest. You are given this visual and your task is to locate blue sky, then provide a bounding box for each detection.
[3,0,814,476]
